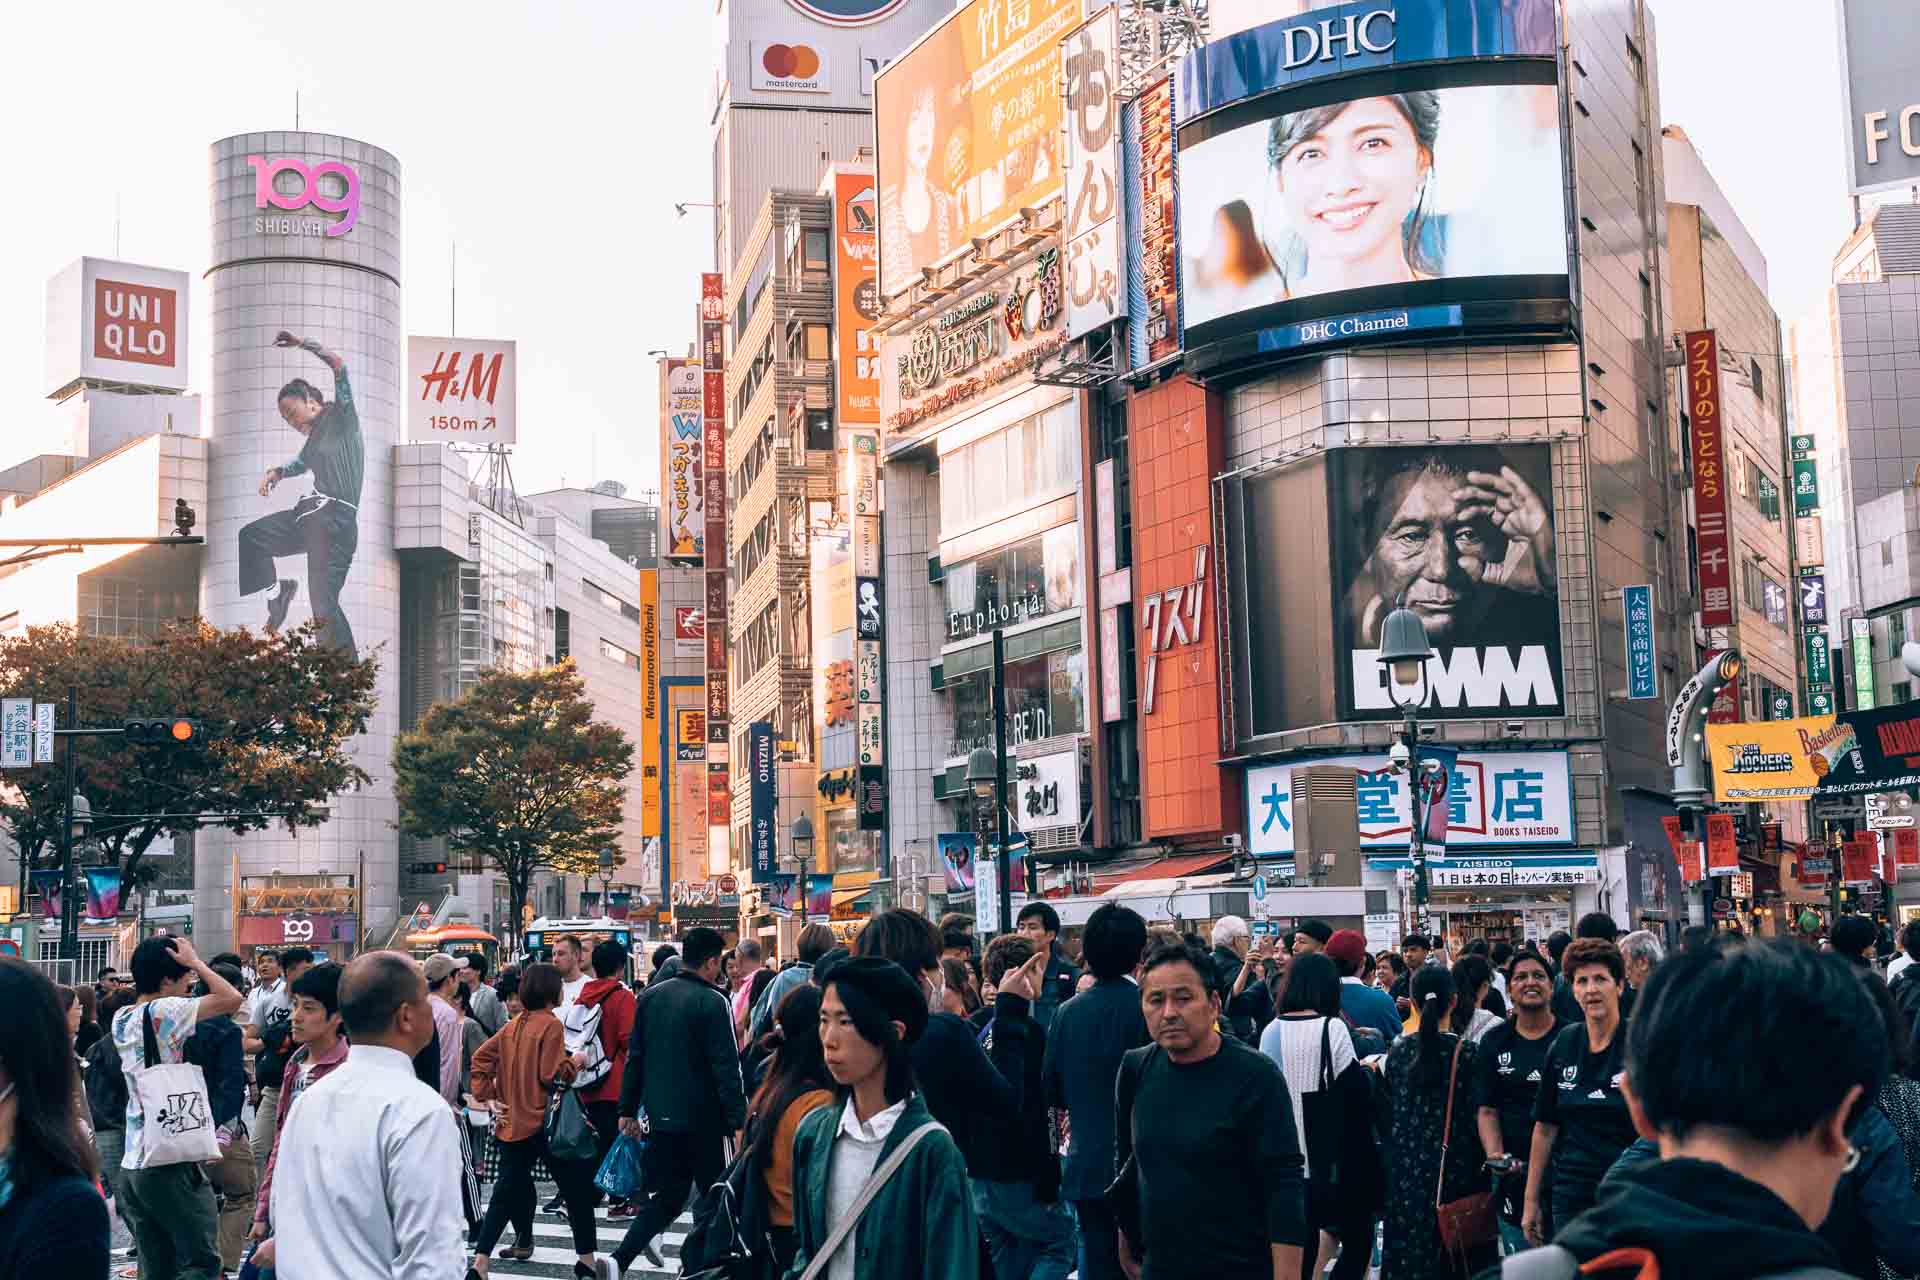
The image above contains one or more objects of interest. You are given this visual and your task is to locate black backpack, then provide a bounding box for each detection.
[679,1136,774,1280]
[84,1033,128,1133]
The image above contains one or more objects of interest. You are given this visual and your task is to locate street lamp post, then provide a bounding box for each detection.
[966,742,1012,937]
[790,813,814,931]
[597,846,614,916]
[1378,608,1435,931]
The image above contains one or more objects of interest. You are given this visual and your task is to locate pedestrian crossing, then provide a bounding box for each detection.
[480,1186,690,1278]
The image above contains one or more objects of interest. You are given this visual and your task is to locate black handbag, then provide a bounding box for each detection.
[680,1140,772,1280]
[1301,1017,1348,1225]
[543,1084,599,1164]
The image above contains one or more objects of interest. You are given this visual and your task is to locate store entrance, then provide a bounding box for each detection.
[1429,896,1571,956]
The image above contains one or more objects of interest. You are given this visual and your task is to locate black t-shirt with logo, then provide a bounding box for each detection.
[1533,1022,1636,1209]
[1476,1016,1564,1159]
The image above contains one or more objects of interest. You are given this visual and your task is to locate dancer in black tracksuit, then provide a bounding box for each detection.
[240,330,363,657]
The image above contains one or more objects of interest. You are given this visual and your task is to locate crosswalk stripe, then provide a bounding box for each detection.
[477,1189,692,1278]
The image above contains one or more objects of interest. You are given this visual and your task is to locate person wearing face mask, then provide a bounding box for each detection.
[854,910,1048,1182]
[0,956,110,1279]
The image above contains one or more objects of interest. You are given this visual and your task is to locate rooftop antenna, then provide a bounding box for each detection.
[114,194,121,258]
[451,241,457,336]
[295,89,300,130]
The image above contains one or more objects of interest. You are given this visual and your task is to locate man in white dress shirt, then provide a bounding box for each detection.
[267,950,466,1280]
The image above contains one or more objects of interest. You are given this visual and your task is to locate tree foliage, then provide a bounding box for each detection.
[0,620,378,883]
[392,661,633,945]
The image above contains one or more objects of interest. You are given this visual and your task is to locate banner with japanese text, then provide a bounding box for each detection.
[1245,749,1572,856]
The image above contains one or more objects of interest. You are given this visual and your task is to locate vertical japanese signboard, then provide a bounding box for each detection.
[0,700,30,769]
[1624,584,1657,700]
[749,721,775,883]
[1705,811,1739,877]
[639,569,661,839]
[1853,615,1876,711]
[833,172,880,427]
[1062,7,1124,339]
[661,359,704,563]
[1792,436,1814,537]
[701,273,730,871]
[1137,77,1180,366]
[852,457,885,834]
[1685,330,1733,628]
[1800,569,1828,626]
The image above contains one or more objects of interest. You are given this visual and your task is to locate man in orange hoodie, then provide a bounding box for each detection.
[571,939,638,1213]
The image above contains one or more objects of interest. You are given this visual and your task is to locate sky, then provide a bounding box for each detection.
[0,0,1870,500]
[2,0,714,501]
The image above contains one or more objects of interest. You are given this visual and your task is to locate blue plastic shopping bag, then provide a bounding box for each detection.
[594,1131,646,1201]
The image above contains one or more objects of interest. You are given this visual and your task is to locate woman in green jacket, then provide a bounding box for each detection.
[785,956,980,1280]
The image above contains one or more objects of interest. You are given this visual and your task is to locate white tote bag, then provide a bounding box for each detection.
[125,1004,220,1168]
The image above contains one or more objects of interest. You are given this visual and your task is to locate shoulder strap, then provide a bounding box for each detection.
[798,1121,943,1280]
[1320,1016,1334,1091]
[1500,1244,1580,1279]
[1437,1036,1465,1208]
[142,1003,161,1069]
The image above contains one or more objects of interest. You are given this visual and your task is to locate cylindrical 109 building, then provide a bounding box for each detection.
[195,132,404,943]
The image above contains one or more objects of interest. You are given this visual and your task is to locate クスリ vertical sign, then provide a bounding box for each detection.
[1685,330,1734,628]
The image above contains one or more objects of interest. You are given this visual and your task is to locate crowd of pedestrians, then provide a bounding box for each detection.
[15,902,1920,1280]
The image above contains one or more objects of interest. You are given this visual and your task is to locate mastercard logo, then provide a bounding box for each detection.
[761,44,822,79]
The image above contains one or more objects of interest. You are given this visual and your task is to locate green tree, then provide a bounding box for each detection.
[0,620,378,885]
[392,661,632,949]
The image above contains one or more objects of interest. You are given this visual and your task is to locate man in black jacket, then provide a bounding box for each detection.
[1016,900,1081,1031]
[1209,915,1274,1043]
[1043,903,1149,1280]
[974,933,1074,1278]
[614,926,747,1275]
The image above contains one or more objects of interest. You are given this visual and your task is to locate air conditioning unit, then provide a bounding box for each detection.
[1292,765,1361,885]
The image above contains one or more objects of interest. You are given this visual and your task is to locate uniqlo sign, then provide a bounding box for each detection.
[93,279,177,368]
[1685,330,1734,628]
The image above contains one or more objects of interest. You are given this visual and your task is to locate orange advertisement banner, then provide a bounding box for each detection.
[874,0,1080,298]
[834,172,880,425]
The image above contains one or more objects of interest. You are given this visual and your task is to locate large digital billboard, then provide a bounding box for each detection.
[1239,444,1565,731]
[1175,0,1569,367]
[873,0,1081,299]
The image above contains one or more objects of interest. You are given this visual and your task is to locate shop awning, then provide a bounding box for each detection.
[1095,851,1234,892]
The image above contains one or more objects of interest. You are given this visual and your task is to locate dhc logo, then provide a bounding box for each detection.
[785,0,909,26]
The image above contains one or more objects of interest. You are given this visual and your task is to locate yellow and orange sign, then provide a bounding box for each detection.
[1705,715,1857,802]
[834,171,880,425]
[873,0,1081,297]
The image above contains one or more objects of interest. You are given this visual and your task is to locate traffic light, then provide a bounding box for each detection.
[173,499,196,537]
[124,717,201,745]
[410,861,449,875]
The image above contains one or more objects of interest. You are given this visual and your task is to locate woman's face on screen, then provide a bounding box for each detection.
[1274,97,1429,278]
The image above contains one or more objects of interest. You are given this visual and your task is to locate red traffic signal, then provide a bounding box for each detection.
[125,718,202,745]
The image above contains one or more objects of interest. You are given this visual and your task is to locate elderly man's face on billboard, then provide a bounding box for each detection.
[1362,464,1506,644]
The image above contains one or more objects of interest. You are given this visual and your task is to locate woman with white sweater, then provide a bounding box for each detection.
[1260,952,1382,1280]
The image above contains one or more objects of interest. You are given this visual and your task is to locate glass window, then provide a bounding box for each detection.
[944,524,1079,642]
[805,324,830,361]
[944,642,1088,759]
[600,637,640,669]
[805,228,830,272]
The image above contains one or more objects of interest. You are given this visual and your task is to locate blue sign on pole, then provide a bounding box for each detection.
[1624,584,1658,700]
[749,721,776,883]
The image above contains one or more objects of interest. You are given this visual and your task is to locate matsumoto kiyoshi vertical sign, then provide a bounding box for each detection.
[1623,584,1657,700]
[1325,445,1564,720]
[749,721,775,883]
[1685,330,1735,628]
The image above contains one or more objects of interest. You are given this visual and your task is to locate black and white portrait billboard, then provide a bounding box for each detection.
[1329,444,1562,720]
